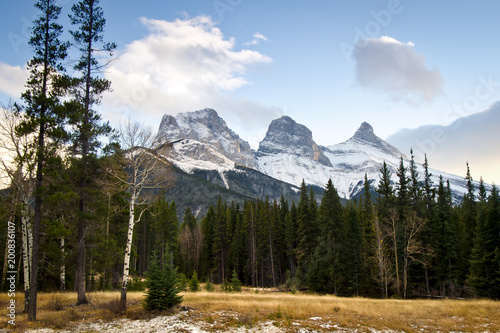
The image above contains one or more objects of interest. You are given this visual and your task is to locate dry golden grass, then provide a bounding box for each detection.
[0,289,499,332]
[0,291,153,332]
[181,289,500,332]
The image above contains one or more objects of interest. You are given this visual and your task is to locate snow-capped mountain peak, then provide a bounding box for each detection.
[347,121,405,158]
[157,108,256,169]
[257,115,332,167]
[156,109,484,202]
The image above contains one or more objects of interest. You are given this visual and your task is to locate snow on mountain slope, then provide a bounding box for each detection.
[155,108,487,202]
[259,116,332,167]
[167,139,236,173]
[157,108,256,169]
[256,120,485,200]
[165,139,237,189]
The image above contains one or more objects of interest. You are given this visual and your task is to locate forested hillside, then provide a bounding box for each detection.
[1,154,499,300]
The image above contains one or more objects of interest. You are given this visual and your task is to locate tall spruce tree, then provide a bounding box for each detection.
[17,0,69,321]
[344,201,363,296]
[376,161,394,221]
[310,179,345,294]
[68,0,115,305]
[461,163,476,279]
[408,149,423,213]
[296,180,316,278]
[470,185,500,298]
[143,252,182,311]
[359,174,376,296]
[395,157,409,298]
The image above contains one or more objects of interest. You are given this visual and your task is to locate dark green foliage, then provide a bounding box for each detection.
[189,271,200,292]
[376,161,394,220]
[204,280,215,292]
[296,181,318,274]
[230,269,243,292]
[469,185,500,298]
[308,179,345,295]
[222,270,242,292]
[177,273,188,292]
[143,252,182,311]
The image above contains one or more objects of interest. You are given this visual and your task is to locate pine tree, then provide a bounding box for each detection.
[201,206,215,281]
[189,271,200,292]
[17,0,69,321]
[143,252,182,311]
[396,157,410,218]
[470,185,500,298]
[212,197,228,283]
[376,161,394,220]
[461,163,476,279]
[285,202,298,279]
[433,177,462,296]
[359,173,376,296]
[296,180,316,277]
[311,179,345,294]
[395,157,409,298]
[344,201,363,296]
[422,154,435,216]
[469,194,489,297]
[68,0,115,305]
[230,269,242,292]
[408,149,423,213]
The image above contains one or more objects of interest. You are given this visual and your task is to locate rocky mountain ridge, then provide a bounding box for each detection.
[157,108,488,202]
[257,116,332,167]
[157,108,257,169]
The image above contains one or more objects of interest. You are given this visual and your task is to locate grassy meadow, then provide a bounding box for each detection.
[0,288,499,332]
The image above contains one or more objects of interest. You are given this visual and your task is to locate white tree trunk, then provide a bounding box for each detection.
[60,237,65,292]
[120,194,136,310]
[21,193,32,311]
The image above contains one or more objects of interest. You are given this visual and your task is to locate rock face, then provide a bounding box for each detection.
[155,109,483,203]
[349,122,405,158]
[258,116,332,167]
[157,108,257,169]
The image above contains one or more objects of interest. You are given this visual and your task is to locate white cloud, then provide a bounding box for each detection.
[353,36,443,103]
[102,15,277,146]
[387,102,500,184]
[0,62,27,98]
[244,32,269,46]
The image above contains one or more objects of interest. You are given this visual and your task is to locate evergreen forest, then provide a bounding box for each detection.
[1,0,499,322]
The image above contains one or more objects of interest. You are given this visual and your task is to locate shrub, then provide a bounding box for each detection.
[230,270,242,292]
[177,273,189,292]
[221,270,243,292]
[143,252,183,311]
[189,271,200,292]
[205,280,215,292]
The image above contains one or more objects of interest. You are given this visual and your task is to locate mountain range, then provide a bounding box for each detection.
[157,108,489,216]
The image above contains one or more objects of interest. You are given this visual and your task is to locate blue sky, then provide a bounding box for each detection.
[1,0,500,182]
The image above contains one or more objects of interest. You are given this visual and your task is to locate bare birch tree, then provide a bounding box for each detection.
[106,119,173,311]
[179,221,203,275]
[403,211,427,299]
[371,215,392,299]
[386,209,401,298]
[0,105,35,312]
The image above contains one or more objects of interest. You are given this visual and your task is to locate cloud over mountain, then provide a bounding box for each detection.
[102,15,277,147]
[387,102,500,184]
[353,36,443,103]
